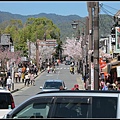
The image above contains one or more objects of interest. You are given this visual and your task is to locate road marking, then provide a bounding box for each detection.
[56,67,70,69]
[46,74,53,76]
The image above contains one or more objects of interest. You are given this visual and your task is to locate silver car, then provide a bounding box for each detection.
[39,79,67,92]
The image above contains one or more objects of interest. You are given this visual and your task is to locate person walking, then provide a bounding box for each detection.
[30,73,35,86]
[47,65,50,73]
[24,72,30,87]
[6,76,12,91]
[14,72,18,83]
[18,71,21,82]
[21,72,25,83]
[71,84,79,90]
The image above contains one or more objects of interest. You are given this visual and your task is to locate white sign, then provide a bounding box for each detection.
[91,63,94,90]
[11,46,14,52]
[117,66,120,77]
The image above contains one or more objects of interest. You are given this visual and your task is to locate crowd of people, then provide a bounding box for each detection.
[0,62,39,91]
[99,74,120,91]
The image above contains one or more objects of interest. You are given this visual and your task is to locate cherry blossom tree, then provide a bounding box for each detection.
[0,46,21,71]
[63,37,82,61]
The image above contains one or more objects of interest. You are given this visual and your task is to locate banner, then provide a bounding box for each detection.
[115,27,120,51]
[91,63,94,90]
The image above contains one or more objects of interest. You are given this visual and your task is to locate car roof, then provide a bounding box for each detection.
[0,87,11,93]
[45,79,64,82]
[37,90,120,95]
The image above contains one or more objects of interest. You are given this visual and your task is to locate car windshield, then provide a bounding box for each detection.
[43,82,62,89]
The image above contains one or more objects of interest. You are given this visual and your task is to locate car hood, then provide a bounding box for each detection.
[42,89,60,92]
[0,109,12,118]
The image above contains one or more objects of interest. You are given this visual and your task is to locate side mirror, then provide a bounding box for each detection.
[39,86,43,89]
[64,87,67,90]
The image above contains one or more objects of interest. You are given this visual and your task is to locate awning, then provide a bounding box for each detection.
[111,65,117,69]
[102,65,107,72]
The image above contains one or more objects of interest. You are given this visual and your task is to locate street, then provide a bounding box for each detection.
[12,63,84,107]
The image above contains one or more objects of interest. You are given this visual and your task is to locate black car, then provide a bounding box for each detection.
[65,61,71,65]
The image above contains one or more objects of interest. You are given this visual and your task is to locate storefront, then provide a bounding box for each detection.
[109,58,120,83]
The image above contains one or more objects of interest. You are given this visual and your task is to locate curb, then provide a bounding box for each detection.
[11,69,46,93]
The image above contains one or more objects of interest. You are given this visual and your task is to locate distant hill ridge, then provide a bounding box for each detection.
[0,11,114,41]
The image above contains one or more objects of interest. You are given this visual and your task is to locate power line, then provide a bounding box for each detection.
[100,5,115,16]
[101,3,119,11]
[100,7,114,22]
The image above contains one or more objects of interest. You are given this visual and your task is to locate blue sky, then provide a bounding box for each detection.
[0,1,120,17]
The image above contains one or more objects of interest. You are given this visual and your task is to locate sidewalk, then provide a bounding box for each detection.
[11,69,45,93]
[76,73,85,90]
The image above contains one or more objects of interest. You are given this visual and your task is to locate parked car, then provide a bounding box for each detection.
[65,60,71,65]
[3,90,120,118]
[0,87,15,118]
[39,79,67,92]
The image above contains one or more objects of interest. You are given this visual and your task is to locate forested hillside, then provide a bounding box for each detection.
[0,11,115,42]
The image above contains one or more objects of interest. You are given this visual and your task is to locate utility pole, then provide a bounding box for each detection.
[87,2,94,90]
[94,1,99,90]
[36,34,39,70]
[85,16,89,85]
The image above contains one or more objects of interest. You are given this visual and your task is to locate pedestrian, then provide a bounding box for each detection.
[71,84,79,90]
[14,72,18,83]
[85,78,89,90]
[24,72,30,87]
[108,84,114,90]
[102,82,110,91]
[59,86,65,90]
[0,77,4,87]
[30,73,35,86]
[47,65,50,73]
[21,72,25,83]
[18,71,21,82]
[6,76,12,91]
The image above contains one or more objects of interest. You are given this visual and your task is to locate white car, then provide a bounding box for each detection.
[40,79,67,92]
[3,90,120,118]
[0,87,15,118]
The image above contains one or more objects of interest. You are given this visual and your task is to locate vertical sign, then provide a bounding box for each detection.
[91,63,94,90]
[11,46,14,52]
[115,27,120,51]
[117,66,120,77]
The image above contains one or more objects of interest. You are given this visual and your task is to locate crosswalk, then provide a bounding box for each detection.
[55,67,70,70]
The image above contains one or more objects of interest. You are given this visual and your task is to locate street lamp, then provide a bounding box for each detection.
[71,19,89,86]
[71,20,85,76]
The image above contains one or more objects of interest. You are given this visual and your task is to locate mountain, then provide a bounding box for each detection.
[0,11,115,42]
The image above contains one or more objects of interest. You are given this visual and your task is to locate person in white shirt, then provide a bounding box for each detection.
[24,72,30,86]
[6,76,12,91]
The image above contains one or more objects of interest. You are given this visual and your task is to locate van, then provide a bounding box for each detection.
[3,90,120,118]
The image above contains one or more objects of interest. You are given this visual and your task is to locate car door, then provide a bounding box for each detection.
[7,96,54,118]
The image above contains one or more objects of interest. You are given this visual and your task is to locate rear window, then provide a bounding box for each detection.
[0,93,13,109]
[92,97,117,118]
[43,82,62,89]
[53,96,118,118]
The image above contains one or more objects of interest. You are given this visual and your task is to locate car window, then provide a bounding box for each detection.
[52,96,118,118]
[43,82,62,89]
[12,97,53,118]
[0,93,12,109]
[53,97,91,118]
[92,97,117,118]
